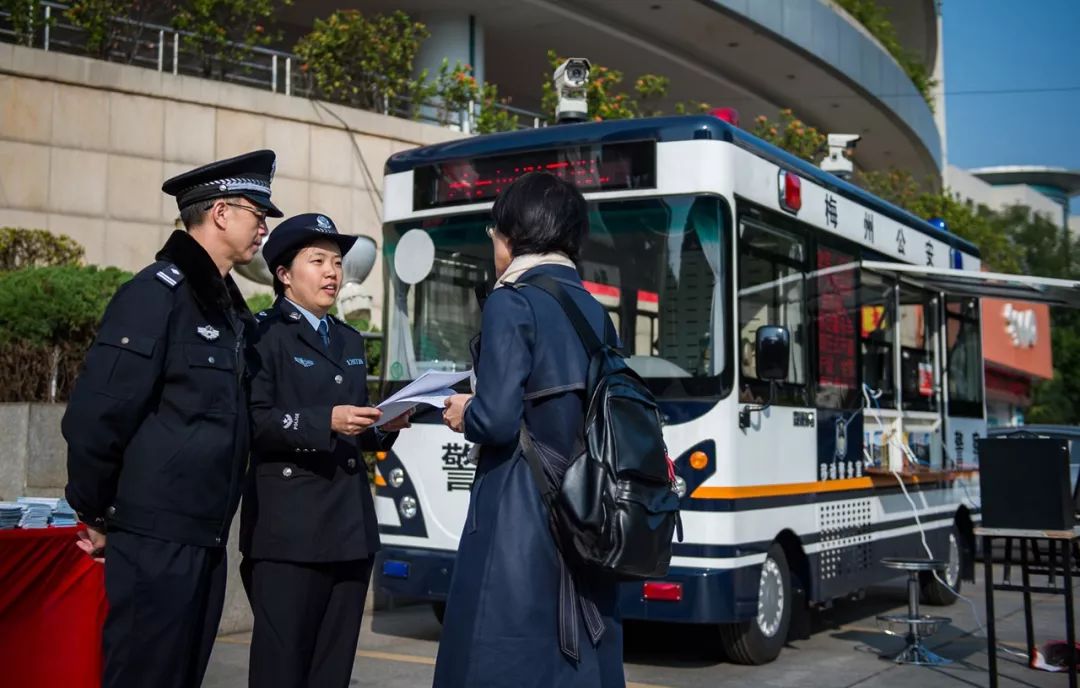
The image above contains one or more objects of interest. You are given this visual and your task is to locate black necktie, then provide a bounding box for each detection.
[317,320,329,350]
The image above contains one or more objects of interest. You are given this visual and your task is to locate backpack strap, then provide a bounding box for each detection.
[518,424,605,661]
[514,273,605,355]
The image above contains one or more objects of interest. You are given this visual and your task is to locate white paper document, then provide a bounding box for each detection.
[375,369,472,426]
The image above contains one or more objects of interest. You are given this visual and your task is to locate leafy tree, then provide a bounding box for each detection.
[752,109,828,163]
[65,0,174,62]
[0,0,48,46]
[474,82,520,134]
[172,0,291,79]
[0,227,84,271]
[294,10,429,114]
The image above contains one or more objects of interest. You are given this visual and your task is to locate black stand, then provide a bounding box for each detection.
[978,526,1079,688]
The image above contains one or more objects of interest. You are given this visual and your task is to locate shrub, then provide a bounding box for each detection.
[171,0,291,79]
[0,227,84,271]
[0,265,132,401]
[294,10,429,114]
[752,109,828,163]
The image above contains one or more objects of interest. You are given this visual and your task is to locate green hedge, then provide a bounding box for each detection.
[0,265,132,402]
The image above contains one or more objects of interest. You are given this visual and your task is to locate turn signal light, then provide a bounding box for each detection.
[643,581,683,602]
[689,451,709,470]
[376,451,388,461]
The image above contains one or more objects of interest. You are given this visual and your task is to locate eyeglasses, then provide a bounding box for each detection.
[224,202,268,224]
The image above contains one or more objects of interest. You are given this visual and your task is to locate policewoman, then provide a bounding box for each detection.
[240,213,411,688]
[63,150,280,688]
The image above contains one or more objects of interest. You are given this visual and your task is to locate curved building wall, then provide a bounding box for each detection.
[710,0,942,170]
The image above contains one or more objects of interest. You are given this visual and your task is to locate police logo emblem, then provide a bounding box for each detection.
[281,413,299,430]
[289,312,302,321]
[293,356,314,368]
[316,215,332,231]
[197,325,220,341]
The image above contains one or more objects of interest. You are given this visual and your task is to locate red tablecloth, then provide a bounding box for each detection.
[0,526,106,687]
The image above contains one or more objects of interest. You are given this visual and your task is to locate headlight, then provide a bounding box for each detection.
[673,475,687,499]
[388,467,405,488]
[399,495,418,520]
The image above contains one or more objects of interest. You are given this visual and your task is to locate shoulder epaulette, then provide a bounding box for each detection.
[255,307,279,323]
[154,263,185,290]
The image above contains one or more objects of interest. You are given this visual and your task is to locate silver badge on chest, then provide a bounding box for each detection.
[197,325,220,341]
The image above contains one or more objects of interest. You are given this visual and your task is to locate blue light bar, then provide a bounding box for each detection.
[382,560,410,579]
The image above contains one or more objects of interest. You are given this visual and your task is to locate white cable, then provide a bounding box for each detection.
[861,384,986,636]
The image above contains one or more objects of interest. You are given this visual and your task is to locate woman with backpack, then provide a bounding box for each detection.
[437,172,626,687]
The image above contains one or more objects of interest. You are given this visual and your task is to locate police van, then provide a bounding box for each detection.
[370,113,1079,663]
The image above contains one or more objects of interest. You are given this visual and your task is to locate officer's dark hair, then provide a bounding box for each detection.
[490,171,588,261]
[271,246,303,297]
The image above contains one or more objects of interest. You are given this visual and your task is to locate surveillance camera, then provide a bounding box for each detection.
[821,133,861,179]
[827,133,861,150]
[553,58,591,124]
[553,58,591,91]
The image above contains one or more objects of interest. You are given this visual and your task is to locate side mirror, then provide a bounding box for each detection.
[740,325,791,430]
[755,325,790,382]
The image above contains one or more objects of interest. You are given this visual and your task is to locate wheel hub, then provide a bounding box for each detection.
[945,532,960,588]
[757,557,784,638]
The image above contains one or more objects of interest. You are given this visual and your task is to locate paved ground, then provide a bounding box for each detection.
[205,567,1078,687]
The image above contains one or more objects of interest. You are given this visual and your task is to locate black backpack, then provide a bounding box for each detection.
[514,274,682,580]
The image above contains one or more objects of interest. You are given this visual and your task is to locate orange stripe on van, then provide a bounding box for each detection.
[690,470,976,500]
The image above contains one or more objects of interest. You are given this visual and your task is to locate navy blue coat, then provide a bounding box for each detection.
[63,230,254,547]
[432,264,625,688]
[240,297,395,563]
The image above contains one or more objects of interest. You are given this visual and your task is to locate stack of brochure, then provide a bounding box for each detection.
[17,497,78,527]
[0,503,23,529]
[17,499,51,528]
[51,498,77,527]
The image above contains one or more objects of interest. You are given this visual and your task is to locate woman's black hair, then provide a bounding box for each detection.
[270,246,303,297]
[490,171,588,261]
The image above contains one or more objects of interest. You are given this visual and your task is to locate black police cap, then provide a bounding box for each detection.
[262,213,359,272]
[162,149,283,218]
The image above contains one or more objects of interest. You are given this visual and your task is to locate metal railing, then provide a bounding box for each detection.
[0,1,545,132]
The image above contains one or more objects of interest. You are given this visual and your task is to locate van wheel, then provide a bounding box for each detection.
[719,543,791,664]
[432,601,446,624]
[921,526,962,606]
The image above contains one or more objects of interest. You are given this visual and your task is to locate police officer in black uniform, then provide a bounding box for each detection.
[63,150,282,688]
[240,213,411,688]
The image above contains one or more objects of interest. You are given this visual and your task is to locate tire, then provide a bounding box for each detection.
[921,526,962,606]
[432,601,446,625]
[719,543,792,665]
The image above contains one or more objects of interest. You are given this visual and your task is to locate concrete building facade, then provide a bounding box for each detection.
[0,43,463,317]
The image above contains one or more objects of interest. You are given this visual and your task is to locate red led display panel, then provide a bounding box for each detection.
[413,141,656,210]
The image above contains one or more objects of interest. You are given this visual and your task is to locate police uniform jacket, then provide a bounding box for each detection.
[240,297,394,563]
[63,230,255,548]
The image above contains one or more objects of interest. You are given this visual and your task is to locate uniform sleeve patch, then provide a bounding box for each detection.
[282,412,300,430]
